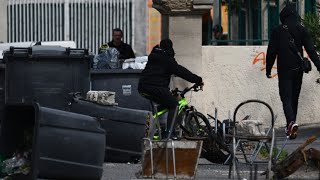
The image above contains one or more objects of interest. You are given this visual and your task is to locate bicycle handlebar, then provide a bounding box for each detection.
[171,83,202,97]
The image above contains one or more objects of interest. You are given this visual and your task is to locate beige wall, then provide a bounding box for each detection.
[147,0,161,54]
[169,14,205,112]
[199,46,320,127]
[0,0,7,42]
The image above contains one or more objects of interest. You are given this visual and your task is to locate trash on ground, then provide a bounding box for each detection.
[0,128,33,178]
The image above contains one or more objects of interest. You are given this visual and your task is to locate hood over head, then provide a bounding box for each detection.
[280,3,298,27]
[160,39,175,58]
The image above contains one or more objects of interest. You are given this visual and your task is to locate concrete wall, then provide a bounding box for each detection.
[147,0,161,54]
[0,0,7,42]
[199,46,320,127]
[168,14,205,112]
[134,0,148,56]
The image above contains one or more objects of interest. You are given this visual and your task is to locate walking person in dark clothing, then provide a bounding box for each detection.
[266,4,320,139]
[138,39,203,139]
[106,28,135,60]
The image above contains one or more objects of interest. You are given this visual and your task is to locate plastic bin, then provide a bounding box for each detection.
[0,103,105,180]
[90,69,150,111]
[4,46,91,110]
[68,98,152,163]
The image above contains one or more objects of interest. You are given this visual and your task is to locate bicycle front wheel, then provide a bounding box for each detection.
[182,111,213,139]
[182,111,229,164]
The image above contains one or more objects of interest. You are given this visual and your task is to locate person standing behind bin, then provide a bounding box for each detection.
[106,28,135,60]
[266,4,320,139]
[138,39,203,140]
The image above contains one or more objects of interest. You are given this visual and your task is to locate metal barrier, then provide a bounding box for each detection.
[209,0,316,46]
[8,0,134,53]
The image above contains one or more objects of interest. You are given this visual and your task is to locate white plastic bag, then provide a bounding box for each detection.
[236,120,266,136]
[122,57,147,69]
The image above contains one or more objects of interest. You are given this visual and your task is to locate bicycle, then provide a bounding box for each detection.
[144,84,230,163]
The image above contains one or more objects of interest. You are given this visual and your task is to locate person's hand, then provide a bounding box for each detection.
[199,82,204,91]
[316,72,320,84]
[266,73,272,79]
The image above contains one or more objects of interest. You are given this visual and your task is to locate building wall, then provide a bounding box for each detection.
[170,15,203,99]
[199,46,320,127]
[147,0,161,54]
[134,0,147,56]
[0,0,7,42]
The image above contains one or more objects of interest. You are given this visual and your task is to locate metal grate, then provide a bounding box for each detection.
[8,0,134,53]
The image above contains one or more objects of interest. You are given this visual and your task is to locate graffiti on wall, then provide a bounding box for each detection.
[252,48,310,79]
[251,50,278,78]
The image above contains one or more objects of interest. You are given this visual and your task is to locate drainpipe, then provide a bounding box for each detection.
[228,0,231,40]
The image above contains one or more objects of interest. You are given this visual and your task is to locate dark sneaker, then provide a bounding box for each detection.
[153,126,167,140]
[164,130,180,140]
[289,123,298,139]
[171,131,179,140]
[286,121,298,139]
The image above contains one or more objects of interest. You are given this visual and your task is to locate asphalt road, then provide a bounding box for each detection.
[102,159,320,180]
[101,124,320,180]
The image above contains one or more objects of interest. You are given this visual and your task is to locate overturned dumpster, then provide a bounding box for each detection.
[68,97,152,163]
[0,46,105,179]
[0,103,105,180]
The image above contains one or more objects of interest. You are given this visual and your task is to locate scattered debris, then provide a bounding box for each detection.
[272,135,319,179]
[2,151,31,176]
[0,128,33,179]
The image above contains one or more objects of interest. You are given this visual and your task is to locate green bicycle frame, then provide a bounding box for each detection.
[153,97,188,119]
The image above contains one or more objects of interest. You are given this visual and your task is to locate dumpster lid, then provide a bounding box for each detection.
[90,69,142,74]
[4,46,90,59]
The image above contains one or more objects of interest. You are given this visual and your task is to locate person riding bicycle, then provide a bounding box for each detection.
[138,39,204,139]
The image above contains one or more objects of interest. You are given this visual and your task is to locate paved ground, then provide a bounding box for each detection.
[101,124,320,180]
[102,161,320,180]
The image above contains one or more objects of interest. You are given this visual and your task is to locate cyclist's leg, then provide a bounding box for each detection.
[139,86,166,137]
[139,86,178,138]
[154,89,179,138]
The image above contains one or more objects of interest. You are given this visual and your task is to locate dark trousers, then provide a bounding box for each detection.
[278,70,303,127]
[138,85,179,132]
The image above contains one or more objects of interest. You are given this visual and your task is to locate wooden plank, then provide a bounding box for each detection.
[272,135,317,179]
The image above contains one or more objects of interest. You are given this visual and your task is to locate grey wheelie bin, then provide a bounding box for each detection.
[4,46,91,110]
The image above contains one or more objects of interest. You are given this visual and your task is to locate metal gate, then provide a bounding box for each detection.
[8,0,134,53]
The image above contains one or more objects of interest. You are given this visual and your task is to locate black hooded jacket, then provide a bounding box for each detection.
[138,45,202,89]
[266,4,320,75]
